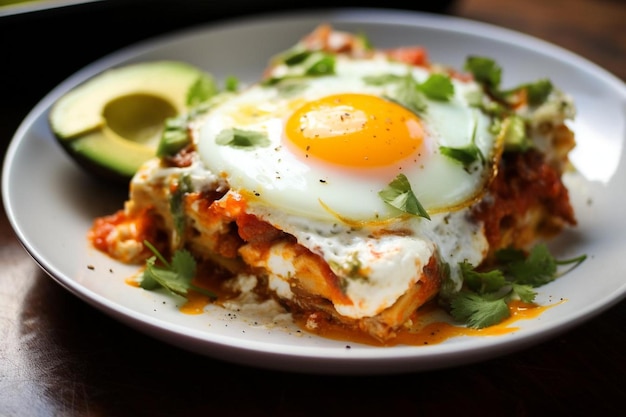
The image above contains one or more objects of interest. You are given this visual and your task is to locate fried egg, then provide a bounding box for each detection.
[196,54,499,224]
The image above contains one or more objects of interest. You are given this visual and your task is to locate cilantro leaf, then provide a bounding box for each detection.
[305,53,335,76]
[141,243,196,297]
[224,75,239,92]
[379,173,430,220]
[417,73,454,101]
[140,241,216,299]
[143,254,193,296]
[523,79,553,105]
[282,48,313,66]
[216,128,271,148]
[446,243,586,328]
[157,72,222,158]
[505,244,557,286]
[269,45,311,68]
[511,283,537,303]
[171,248,196,281]
[186,73,218,107]
[439,117,485,170]
[450,292,510,328]
[460,261,507,293]
[262,51,335,86]
[365,72,453,114]
[493,246,526,263]
[170,174,193,241]
[393,74,428,114]
[439,145,483,169]
[274,78,309,97]
[138,265,160,290]
[465,55,553,109]
[364,73,428,114]
[362,73,404,85]
[503,78,553,106]
[157,114,191,157]
[464,56,502,90]
[365,72,453,103]
[501,115,531,152]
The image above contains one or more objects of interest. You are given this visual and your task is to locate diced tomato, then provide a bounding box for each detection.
[236,213,284,244]
[88,208,159,261]
[385,46,428,66]
[88,210,127,253]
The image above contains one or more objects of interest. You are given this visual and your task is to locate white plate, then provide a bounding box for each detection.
[3,9,626,375]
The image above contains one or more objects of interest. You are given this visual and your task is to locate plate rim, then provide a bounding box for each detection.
[3,7,626,375]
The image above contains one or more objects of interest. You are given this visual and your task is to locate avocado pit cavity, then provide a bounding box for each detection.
[103,93,177,147]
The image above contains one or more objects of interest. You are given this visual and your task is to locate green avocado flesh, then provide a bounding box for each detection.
[49,61,207,182]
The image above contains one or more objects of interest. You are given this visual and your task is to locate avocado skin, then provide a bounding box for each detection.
[57,128,157,184]
[59,142,142,185]
[49,61,208,183]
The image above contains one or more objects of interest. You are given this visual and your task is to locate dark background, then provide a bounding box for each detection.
[1,0,456,146]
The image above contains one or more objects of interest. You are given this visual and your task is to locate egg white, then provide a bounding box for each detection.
[247,202,488,318]
[195,55,497,224]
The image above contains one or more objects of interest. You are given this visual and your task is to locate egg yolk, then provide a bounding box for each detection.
[285,93,424,168]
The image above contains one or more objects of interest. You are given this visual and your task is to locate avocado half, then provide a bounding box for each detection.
[49,61,208,183]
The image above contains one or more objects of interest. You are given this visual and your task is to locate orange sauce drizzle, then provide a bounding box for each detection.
[394,300,557,347]
[180,292,214,315]
[294,300,563,347]
[125,277,140,288]
[125,270,563,347]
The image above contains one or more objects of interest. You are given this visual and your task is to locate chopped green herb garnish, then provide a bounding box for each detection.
[304,53,335,76]
[417,73,455,101]
[140,241,216,299]
[450,292,510,328]
[464,56,502,90]
[505,78,553,106]
[362,73,404,86]
[392,74,428,114]
[170,174,193,241]
[186,73,218,107]
[157,115,191,157]
[439,145,483,169]
[283,48,313,66]
[379,173,430,220]
[497,243,558,286]
[464,89,484,107]
[224,75,239,92]
[525,79,553,105]
[439,118,485,171]
[465,56,553,107]
[448,244,586,328]
[365,72,455,113]
[156,72,221,157]
[501,115,531,151]
[329,252,368,289]
[460,261,507,293]
[356,31,373,51]
[261,52,335,86]
[274,79,309,96]
[215,128,271,148]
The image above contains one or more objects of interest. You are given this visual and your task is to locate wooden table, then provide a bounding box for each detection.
[1,1,624,415]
